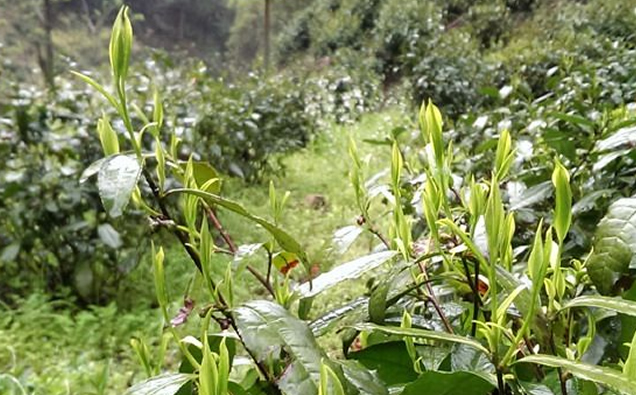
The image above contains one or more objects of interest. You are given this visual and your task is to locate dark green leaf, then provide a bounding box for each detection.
[587,198,636,294]
[349,342,418,386]
[399,371,494,395]
[234,301,325,395]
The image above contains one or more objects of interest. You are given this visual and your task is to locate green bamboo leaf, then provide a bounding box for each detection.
[353,323,489,355]
[561,295,636,317]
[97,154,142,217]
[124,373,192,395]
[517,355,634,394]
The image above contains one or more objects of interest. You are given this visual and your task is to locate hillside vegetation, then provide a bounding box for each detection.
[3,0,636,394]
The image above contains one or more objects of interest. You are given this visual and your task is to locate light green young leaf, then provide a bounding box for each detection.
[517,355,634,394]
[551,160,572,244]
[109,6,133,82]
[70,71,120,111]
[354,323,489,355]
[561,295,636,317]
[624,331,636,380]
[97,115,119,156]
[494,130,513,180]
[199,335,218,395]
[319,361,345,395]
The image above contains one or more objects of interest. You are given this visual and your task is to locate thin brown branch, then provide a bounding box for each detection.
[417,261,454,334]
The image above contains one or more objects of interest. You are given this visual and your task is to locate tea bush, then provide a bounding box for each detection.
[71,8,636,394]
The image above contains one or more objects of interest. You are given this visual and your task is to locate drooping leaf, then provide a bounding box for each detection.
[354,323,489,355]
[561,295,636,317]
[97,155,142,217]
[125,374,192,395]
[517,355,634,394]
[349,342,418,386]
[166,188,308,269]
[399,371,494,395]
[234,301,327,395]
[297,251,397,298]
[450,344,497,387]
[587,198,636,294]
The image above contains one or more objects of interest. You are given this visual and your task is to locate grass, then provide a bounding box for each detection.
[0,108,409,394]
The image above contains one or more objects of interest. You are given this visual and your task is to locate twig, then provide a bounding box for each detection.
[204,205,274,297]
[205,206,238,253]
[141,169,277,389]
[462,256,481,337]
[417,261,454,334]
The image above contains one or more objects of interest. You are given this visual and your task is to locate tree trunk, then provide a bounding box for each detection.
[264,0,271,72]
[42,0,55,89]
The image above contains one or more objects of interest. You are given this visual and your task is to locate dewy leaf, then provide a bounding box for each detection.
[297,251,397,298]
[562,295,636,317]
[517,355,634,394]
[354,323,489,355]
[124,373,192,395]
[234,300,327,395]
[310,297,368,337]
[400,371,494,395]
[97,155,142,217]
[587,198,636,294]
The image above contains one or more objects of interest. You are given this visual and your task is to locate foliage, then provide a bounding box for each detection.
[0,82,145,304]
[72,8,636,394]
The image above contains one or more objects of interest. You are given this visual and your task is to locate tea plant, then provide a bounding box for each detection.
[78,7,636,395]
